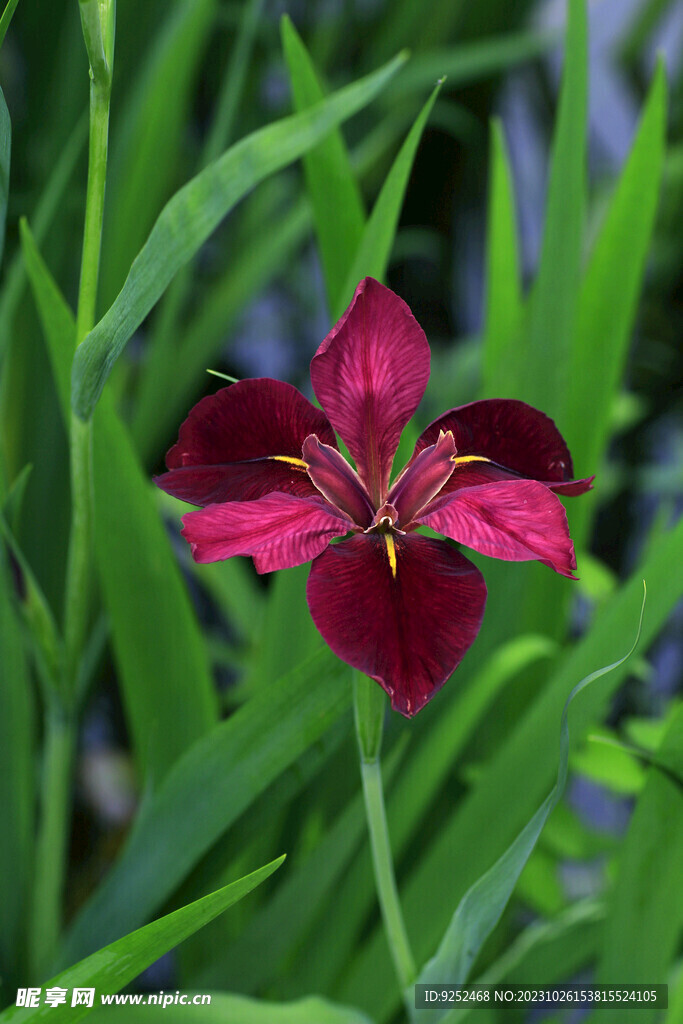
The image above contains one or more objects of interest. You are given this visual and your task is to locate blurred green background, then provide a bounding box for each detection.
[0,0,682,1021]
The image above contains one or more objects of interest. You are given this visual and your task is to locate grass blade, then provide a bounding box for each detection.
[87,994,373,1024]
[337,518,683,1021]
[19,218,76,428]
[19,229,218,781]
[0,860,284,1024]
[0,550,35,1002]
[481,119,522,397]
[390,30,557,100]
[335,78,442,320]
[0,0,20,50]
[0,86,10,267]
[413,593,645,1016]
[566,60,667,533]
[60,648,351,965]
[525,0,587,420]
[597,701,683,1024]
[92,401,219,781]
[281,15,365,315]
[100,0,217,307]
[71,52,407,420]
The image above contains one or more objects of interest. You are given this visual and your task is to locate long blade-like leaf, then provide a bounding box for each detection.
[567,59,667,539]
[0,0,21,50]
[525,0,587,419]
[335,78,442,320]
[597,701,683,1024]
[413,592,645,1016]
[0,550,34,1003]
[0,86,10,267]
[20,218,75,427]
[87,993,373,1024]
[19,230,219,781]
[338,518,683,1022]
[281,15,365,316]
[481,119,522,397]
[60,648,350,965]
[71,52,406,420]
[0,859,284,1024]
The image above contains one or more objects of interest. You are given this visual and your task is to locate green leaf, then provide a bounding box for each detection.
[71,52,406,419]
[596,701,683,1024]
[0,859,284,1024]
[0,550,34,1002]
[335,78,442,320]
[481,119,522,397]
[19,224,217,774]
[0,86,10,267]
[100,0,217,307]
[524,0,587,419]
[571,729,646,795]
[87,993,373,1024]
[412,591,645,1017]
[0,114,86,365]
[566,60,667,532]
[338,519,683,1023]
[132,192,310,464]
[60,648,350,965]
[0,0,21,51]
[19,218,76,428]
[289,637,556,998]
[281,15,365,316]
[389,30,557,100]
[92,400,219,781]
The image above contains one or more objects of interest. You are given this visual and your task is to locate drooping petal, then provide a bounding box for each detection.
[388,430,455,527]
[413,399,593,497]
[156,379,336,506]
[310,278,430,507]
[303,435,374,528]
[417,480,578,578]
[306,533,487,717]
[181,492,352,573]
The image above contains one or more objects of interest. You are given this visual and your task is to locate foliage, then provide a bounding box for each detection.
[0,0,681,1021]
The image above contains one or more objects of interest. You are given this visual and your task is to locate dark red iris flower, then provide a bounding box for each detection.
[156,278,593,717]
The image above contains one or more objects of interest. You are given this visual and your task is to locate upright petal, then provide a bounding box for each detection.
[413,399,593,496]
[306,534,487,717]
[181,492,352,573]
[311,278,430,507]
[417,479,578,578]
[303,435,374,528]
[388,430,455,526]
[156,379,336,506]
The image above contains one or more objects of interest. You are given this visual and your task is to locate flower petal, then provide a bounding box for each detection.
[413,399,593,496]
[310,278,430,506]
[306,534,487,717]
[181,493,352,572]
[388,430,455,526]
[417,479,578,578]
[155,379,336,505]
[303,435,374,528]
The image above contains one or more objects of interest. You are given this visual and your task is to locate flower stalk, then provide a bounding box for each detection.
[354,672,416,1003]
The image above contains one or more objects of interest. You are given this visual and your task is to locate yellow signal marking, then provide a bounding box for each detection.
[451,455,492,466]
[269,456,308,469]
[384,533,397,578]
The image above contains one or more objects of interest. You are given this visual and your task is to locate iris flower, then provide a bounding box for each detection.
[156,278,592,716]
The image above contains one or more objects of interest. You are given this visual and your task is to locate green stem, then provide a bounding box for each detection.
[64,10,113,685]
[29,704,76,977]
[354,673,416,1002]
[33,1,114,976]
